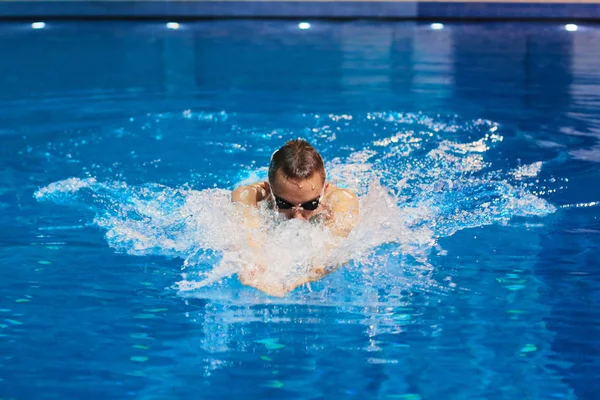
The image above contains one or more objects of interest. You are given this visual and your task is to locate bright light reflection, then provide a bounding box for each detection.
[565,24,578,32]
[31,22,46,29]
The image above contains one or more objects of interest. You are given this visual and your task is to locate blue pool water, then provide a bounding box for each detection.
[1,20,600,399]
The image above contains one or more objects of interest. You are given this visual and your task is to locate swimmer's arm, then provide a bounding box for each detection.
[231,182,269,207]
[231,181,271,232]
[231,183,276,294]
[326,188,360,237]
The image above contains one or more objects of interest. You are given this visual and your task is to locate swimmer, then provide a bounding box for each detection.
[231,139,359,296]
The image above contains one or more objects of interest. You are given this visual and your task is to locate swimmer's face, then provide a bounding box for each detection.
[270,171,325,220]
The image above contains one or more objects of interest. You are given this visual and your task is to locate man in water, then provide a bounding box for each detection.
[231,139,359,296]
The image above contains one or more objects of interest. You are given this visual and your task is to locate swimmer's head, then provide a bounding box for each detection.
[268,139,326,220]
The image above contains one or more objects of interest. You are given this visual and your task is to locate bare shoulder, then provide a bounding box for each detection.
[325,186,359,214]
[232,181,269,206]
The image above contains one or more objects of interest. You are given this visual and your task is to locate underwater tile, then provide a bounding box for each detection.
[254,338,286,350]
[129,333,154,340]
[386,393,421,400]
[143,308,168,313]
[134,314,159,319]
[262,380,284,389]
[521,344,537,353]
[387,394,422,400]
[392,314,411,323]
[507,309,529,315]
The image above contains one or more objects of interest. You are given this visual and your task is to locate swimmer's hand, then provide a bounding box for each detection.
[283,265,328,291]
[238,262,329,297]
[238,263,288,297]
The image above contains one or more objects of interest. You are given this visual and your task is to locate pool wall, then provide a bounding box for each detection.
[1,0,600,20]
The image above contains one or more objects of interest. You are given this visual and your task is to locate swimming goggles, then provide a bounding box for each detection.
[269,184,325,211]
[272,194,321,211]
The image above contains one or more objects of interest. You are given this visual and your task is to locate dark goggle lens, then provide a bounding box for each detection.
[274,197,294,210]
[300,199,320,211]
[274,196,320,211]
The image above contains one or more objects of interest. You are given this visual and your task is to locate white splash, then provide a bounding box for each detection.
[34,177,96,199]
[512,162,543,180]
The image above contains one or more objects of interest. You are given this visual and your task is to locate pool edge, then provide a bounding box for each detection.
[1,1,600,20]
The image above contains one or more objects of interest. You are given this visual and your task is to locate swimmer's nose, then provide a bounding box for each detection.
[291,208,307,220]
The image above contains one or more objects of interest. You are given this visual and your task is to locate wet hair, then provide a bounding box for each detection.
[268,139,325,184]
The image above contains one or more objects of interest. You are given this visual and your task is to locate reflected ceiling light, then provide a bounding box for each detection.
[31,22,46,29]
[565,24,578,32]
[166,22,180,30]
[298,22,311,30]
[430,23,444,30]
